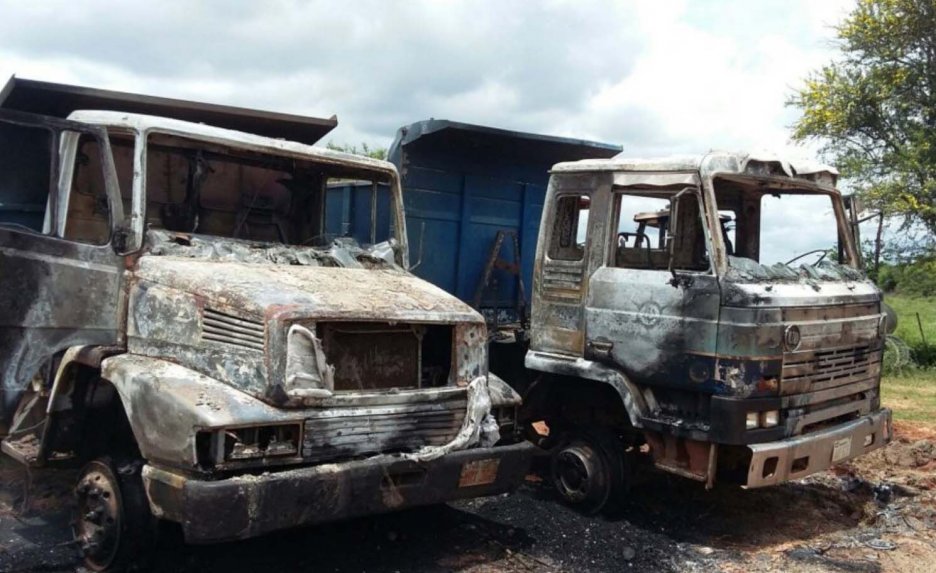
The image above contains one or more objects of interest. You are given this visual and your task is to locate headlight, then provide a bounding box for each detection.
[783,325,802,351]
[760,410,779,428]
[493,406,518,429]
[284,323,334,398]
[746,409,780,430]
[197,423,302,468]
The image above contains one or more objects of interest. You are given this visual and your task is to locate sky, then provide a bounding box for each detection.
[0,0,860,263]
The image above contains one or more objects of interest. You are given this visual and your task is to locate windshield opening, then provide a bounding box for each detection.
[143,132,395,249]
[713,177,853,273]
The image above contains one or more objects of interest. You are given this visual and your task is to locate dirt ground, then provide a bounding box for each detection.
[1,421,934,573]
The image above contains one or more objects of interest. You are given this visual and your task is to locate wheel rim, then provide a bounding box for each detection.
[554,444,603,503]
[74,465,122,571]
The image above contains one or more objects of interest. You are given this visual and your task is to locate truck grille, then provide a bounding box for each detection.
[201,308,265,351]
[783,344,879,392]
[302,395,467,460]
[782,343,882,434]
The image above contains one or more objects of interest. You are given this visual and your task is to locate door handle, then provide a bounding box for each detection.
[586,340,613,359]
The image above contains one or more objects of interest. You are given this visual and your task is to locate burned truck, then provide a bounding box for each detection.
[0,82,531,571]
[519,152,892,510]
[386,123,891,511]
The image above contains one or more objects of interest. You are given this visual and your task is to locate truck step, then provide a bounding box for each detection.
[1,432,43,466]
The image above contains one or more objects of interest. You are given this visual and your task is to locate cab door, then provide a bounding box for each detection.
[584,184,721,389]
[530,173,611,356]
[0,110,125,426]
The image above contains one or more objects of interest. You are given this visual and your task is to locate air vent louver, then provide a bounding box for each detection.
[202,308,264,351]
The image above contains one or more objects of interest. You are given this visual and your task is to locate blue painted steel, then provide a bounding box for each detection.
[325,183,392,245]
[388,119,620,323]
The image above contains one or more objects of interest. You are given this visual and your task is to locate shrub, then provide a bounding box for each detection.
[876,256,936,296]
[910,341,936,368]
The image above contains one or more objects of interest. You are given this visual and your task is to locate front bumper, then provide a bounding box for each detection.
[745,408,892,488]
[142,441,534,543]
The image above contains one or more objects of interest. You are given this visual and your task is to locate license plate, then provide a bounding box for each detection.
[832,437,852,462]
[458,458,500,487]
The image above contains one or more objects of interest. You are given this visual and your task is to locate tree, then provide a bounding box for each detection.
[789,0,936,252]
[325,141,388,161]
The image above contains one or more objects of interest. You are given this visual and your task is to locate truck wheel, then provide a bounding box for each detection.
[550,432,625,514]
[73,457,157,572]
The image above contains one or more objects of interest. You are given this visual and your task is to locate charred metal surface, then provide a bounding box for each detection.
[142,441,534,543]
[524,150,891,487]
[0,76,338,146]
[0,110,124,427]
[1,106,531,542]
[746,409,890,488]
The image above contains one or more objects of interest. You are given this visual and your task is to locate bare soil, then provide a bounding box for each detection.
[1,422,934,572]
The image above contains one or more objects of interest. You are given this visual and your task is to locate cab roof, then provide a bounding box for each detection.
[552,150,839,187]
[0,76,337,145]
[67,110,398,178]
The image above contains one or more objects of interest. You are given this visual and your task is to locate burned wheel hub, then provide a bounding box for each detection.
[553,442,608,507]
[74,464,122,571]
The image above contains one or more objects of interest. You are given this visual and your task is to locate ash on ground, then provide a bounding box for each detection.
[1,422,934,573]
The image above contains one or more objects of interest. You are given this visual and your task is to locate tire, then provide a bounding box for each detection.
[550,429,628,515]
[73,457,158,572]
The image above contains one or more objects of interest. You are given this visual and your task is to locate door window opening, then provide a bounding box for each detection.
[548,194,590,261]
[611,190,709,272]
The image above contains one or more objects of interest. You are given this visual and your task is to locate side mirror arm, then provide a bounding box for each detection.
[667,187,698,287]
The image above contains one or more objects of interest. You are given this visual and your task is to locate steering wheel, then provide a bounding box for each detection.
[785,249,828,266]
[618,232,652,266]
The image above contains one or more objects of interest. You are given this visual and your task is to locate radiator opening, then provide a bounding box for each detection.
[318,322,452,391]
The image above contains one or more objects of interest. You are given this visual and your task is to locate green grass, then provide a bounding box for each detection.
[882,370,936,424]
[882,294,936,425]
[885,294,936,346]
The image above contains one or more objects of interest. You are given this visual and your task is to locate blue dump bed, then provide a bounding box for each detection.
[388,120,620,325]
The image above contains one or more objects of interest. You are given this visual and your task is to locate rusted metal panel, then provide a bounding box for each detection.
[525,147,888,488]
[0,100,536,546]
[0,76,338,146]
[302,395,467,460]
[141,441,534,543]
[746,409,890,488]
[0,111,125,424]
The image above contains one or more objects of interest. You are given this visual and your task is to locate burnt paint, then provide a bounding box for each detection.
[0,112,124,425]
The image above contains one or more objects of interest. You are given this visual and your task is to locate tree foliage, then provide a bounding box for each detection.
[325,141,388,161]
[789,0,936,237]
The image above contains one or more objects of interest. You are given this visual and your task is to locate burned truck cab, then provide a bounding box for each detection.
[0,103,531,571]
[525,151,891,509]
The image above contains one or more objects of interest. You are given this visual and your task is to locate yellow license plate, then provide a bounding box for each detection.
[832,437,852,462]
[458,458,500,487]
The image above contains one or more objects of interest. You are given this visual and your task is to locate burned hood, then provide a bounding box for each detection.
[725,256,866,283]
[134,255,482,324]
[720,256,879,307]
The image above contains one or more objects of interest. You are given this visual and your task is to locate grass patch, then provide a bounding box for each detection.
[885,294,936,346]
[882,371,936,425]
[884,294,936,367]
[880,294,935,424]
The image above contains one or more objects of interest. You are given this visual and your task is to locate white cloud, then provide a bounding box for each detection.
[0,0,861,260]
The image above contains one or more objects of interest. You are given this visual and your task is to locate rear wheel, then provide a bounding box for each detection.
[74,457,157,572]
[550,430,628,514]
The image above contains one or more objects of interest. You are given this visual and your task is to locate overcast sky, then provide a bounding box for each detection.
[0,0,860,263]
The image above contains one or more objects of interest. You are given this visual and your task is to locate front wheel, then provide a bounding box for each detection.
[550,431,628,514]
[73,457,157,572]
